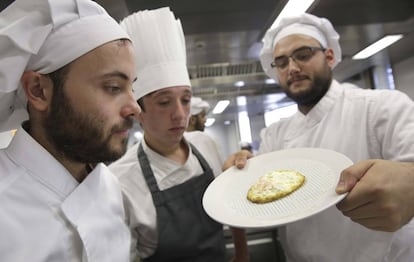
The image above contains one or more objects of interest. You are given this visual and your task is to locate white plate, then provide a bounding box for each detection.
[202,148,353,229]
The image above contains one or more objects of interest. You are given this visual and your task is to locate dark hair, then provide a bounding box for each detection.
[47,64,70,91]
[136,90,157,113]
[137,97,145,112]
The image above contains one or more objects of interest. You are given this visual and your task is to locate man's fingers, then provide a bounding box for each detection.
[234,149,253,169]
[223,149,253,171]
[335,160,376,194]
[235,156,248,169]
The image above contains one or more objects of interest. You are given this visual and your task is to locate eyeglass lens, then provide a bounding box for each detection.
[273,46,323,69]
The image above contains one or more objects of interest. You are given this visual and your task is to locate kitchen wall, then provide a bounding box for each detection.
[394,55,414,99]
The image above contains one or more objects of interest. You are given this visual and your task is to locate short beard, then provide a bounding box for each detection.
[195,118,205,132]
[44,71,131,164]
[284,66,332,107]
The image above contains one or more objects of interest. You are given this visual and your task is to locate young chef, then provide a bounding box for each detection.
[109,7,249,262]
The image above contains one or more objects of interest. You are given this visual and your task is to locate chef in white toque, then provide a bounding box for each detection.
[234,12,414,262]
[109,7,249,262]
[0,0,140,261]
[187,96,210,132]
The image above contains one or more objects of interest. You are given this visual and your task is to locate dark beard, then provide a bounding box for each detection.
[284,67,332,107]
[195,118,205,131]
[44,87,132,164]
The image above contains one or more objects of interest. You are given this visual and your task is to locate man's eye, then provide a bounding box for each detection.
[294,51,312,61]
[275,58,288,67]
[158,100,170,106]
[106,86,121,93]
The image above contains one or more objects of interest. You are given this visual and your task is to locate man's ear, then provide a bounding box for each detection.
[189,115,196,125]
[21,71,52,112]
[325,48,335,68]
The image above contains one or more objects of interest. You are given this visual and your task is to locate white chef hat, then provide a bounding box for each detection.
[260,13,341,82]
[190,96,210,115]
[0,0,129,132]
[120,7,190,100]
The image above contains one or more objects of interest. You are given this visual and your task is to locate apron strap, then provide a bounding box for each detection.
[138,143,168,205]
[137,142,215,205]
[188,143,214,179]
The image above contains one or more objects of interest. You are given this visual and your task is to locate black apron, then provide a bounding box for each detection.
[138,143,226,262]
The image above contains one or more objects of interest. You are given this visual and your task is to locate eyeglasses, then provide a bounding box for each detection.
[270,46,326,69]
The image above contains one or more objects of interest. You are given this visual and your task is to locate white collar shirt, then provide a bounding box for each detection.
[0,125,130,262]
[259,79,414,262]
[109,131,223,259]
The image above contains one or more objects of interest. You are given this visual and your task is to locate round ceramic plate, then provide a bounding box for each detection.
[202,148,353,229]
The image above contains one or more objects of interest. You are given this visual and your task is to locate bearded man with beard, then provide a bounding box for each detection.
[44,63,136,164]
[237,12,414,262]
[186,97,210,132]
[0,0,140,261]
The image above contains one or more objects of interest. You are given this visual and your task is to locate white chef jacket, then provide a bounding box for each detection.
[259,80,414,262]
[0,125,130,262]
[109,131,224,260]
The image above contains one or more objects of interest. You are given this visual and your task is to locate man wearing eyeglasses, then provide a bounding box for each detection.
[247,12,414,262]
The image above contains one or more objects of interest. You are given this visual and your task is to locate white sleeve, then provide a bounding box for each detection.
[370,90,414,161]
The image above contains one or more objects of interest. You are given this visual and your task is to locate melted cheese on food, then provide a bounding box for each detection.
[247,169,305,203]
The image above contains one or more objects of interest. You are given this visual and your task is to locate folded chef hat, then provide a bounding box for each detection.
[120,7,191,99]
[0,0,129,132]
[190,97,210,115]
[260,13,341,82]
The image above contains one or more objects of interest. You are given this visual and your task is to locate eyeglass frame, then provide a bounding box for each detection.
[270,46,326,69]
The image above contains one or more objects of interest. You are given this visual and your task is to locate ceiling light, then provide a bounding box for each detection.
[265,78,276,84]
[268,0,315,31]
[352,34,403,60]
[237,96,247,106]
[205,118,215,127]
[234,81,245,87]
[238,111,252,143]
[212,100,230,114]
